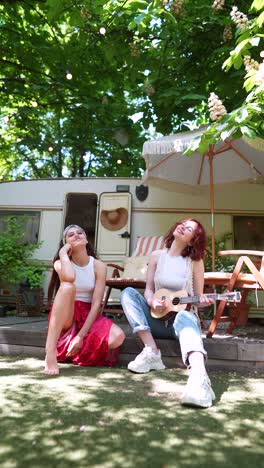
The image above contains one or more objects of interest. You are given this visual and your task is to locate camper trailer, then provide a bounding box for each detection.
[1,177,264,316]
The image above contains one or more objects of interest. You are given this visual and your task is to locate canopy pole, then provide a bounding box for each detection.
[208,146,215,271]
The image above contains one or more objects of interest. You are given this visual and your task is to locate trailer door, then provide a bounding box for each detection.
[96,192,132,261]
[64,193,98,246]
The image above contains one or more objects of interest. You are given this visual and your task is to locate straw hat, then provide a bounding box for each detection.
[100,208,128,231]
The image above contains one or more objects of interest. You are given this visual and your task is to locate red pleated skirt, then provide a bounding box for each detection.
[49,300,119,367]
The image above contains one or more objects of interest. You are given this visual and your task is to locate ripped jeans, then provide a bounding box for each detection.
[120,287,207,366]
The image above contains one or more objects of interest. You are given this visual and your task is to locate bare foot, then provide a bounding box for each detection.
[44,353,59,376]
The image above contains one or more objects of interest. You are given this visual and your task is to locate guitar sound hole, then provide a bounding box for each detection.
[172,298,180,306]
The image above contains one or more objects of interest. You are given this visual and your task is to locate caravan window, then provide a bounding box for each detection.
[233,216,264,250]
[0,211,41,244]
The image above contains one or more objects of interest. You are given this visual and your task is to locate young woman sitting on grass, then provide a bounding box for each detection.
[44,224,125,376]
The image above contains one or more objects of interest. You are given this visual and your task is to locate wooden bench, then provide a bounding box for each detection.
[204,250,264,337]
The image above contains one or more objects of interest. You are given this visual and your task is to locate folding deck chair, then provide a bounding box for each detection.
[204,250,264,337]
[101,236,165,315]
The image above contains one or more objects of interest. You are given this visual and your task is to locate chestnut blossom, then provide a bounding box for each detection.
[230,6,248,30]
[171,0,185,15]
[145,80,155,97]
[223,25,232,42]
[255,62,264,85]
[208,92,227,121]
[244,56,259,73]
[212,0,225,11]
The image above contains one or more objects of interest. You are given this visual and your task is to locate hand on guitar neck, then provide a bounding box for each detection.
[151,289,241,321]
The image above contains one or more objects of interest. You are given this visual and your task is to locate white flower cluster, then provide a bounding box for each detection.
[223,25,232,42]
[129,42,140,58]
[102,96,109,105]
[145,80,155,97]
[212,0,225,11]
[80,9,91,19]
[255,52,264,86]
[230,6,248,30]
[171,0,185,15]
[244,56,260,73]
[208,92,227,121]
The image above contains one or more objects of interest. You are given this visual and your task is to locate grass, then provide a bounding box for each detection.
[0,357,264,468]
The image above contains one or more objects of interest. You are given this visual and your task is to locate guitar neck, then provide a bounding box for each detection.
[180,293,220,304]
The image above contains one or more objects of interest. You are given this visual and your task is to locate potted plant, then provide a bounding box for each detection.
[0,216,47,316]
[16,266,46,317]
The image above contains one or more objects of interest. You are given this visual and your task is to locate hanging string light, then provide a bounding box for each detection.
[82,0,130,56]
[99,27,106,35]
[66,71,73,80]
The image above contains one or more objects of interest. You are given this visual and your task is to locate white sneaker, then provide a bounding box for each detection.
[181,372,215,408]
[128,345,166,373]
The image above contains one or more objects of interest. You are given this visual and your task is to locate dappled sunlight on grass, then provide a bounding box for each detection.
[0,356,264,467]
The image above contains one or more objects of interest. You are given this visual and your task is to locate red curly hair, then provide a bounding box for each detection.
[163,218,207,261]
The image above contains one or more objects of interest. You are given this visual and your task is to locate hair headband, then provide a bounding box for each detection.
[62,225,85,244]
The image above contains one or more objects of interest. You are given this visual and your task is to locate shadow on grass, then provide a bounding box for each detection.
[0,357,264,468]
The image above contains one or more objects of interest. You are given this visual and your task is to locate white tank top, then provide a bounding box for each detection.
[71,257,95,303]
[154,250,193,294]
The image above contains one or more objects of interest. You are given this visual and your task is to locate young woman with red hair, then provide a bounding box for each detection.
[121,218,215,408]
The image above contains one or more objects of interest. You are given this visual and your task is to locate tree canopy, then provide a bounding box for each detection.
[0,0,262,180]
[186,0,264,155]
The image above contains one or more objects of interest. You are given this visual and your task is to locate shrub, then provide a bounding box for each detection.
[205,232,236,272]
[0,216,47,288]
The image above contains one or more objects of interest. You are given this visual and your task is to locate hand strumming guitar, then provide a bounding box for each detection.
[152,297,166,315]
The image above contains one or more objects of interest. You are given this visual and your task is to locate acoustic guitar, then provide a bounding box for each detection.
[151,289,241,321]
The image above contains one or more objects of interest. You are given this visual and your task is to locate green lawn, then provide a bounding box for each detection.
[0,356,263,468]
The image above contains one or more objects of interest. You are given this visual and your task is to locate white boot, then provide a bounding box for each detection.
[128,345,166,373]
[181,371,215,408]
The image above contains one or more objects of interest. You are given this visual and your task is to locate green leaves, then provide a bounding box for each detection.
[194,0,264,155]
[256,10,264,27]
[160,9,178,26]
[251,0,264,11]
[46,0,67,22]
[0,217,47,287]
[124,0,149,9]
[244,69,258,92]
[1,0,263,180]
[240,125,257,138]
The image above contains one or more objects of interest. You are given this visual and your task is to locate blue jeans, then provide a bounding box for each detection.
[120,287,207,366]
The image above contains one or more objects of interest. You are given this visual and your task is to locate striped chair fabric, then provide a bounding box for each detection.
[131,235,165,257]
